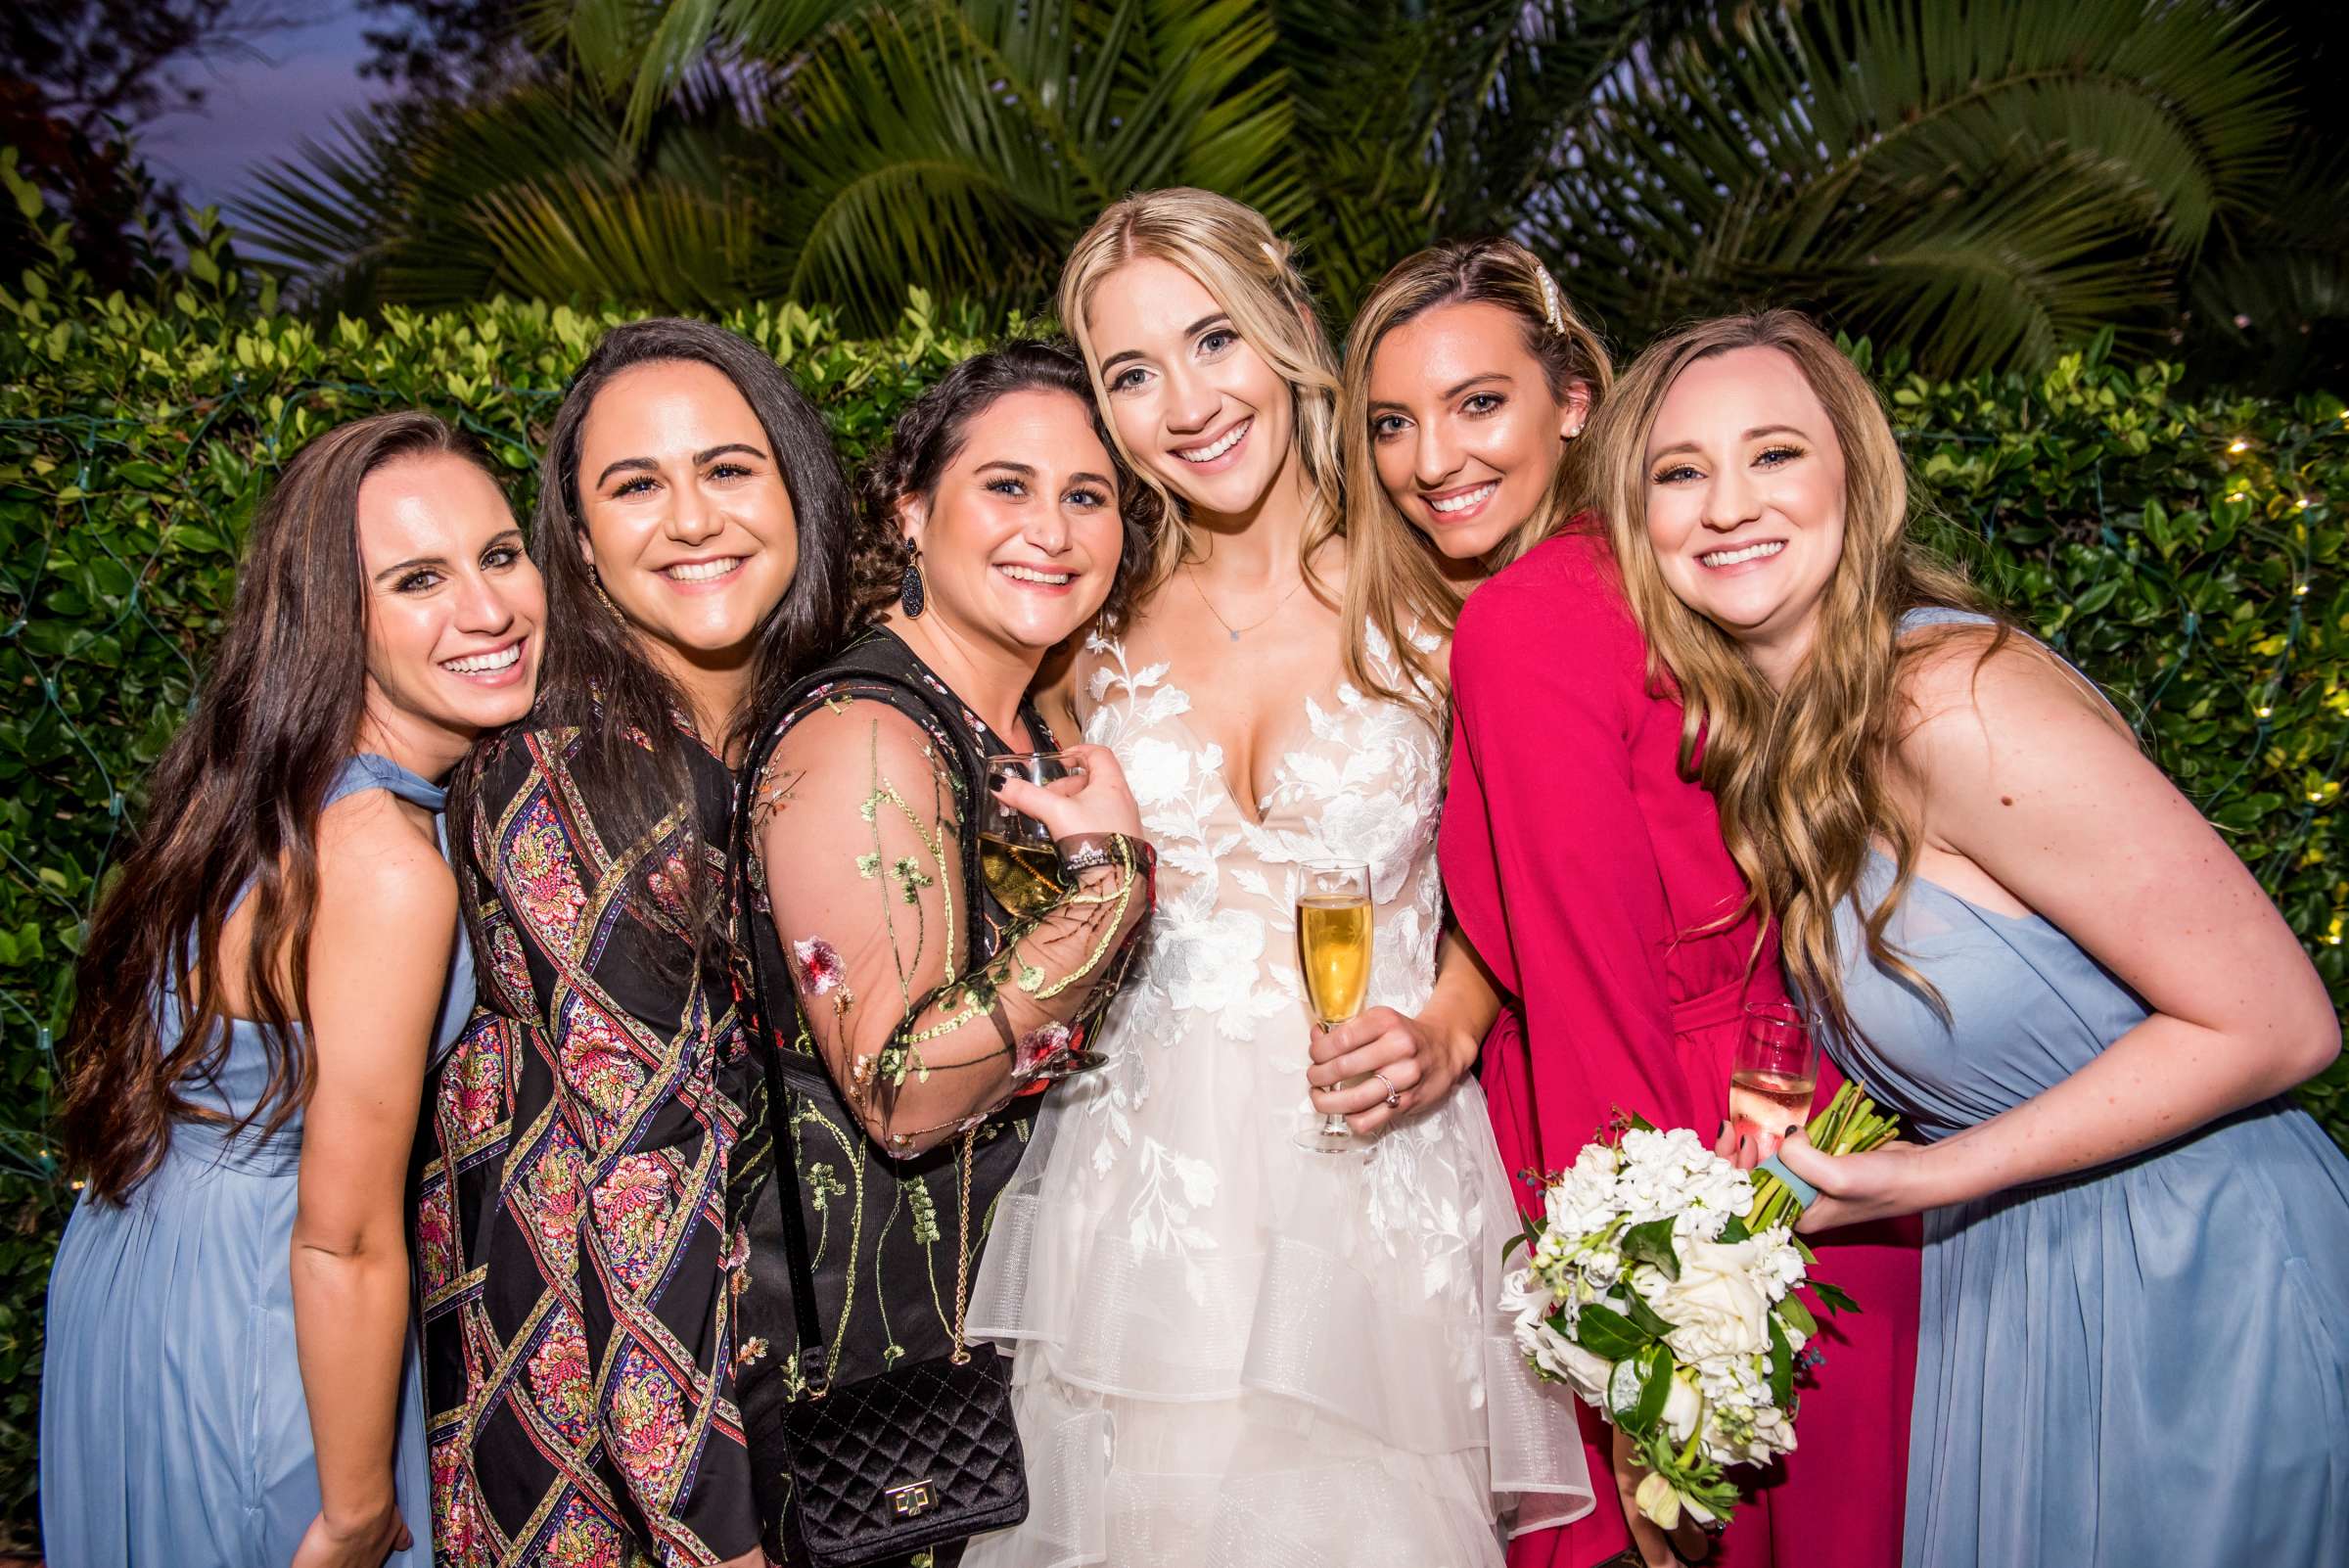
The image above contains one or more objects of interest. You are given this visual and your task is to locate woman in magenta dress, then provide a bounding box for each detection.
[1341,240,1918,1568]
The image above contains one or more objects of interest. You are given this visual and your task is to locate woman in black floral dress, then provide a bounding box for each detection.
[730,343,1159,1565]
[415,318,855,1568]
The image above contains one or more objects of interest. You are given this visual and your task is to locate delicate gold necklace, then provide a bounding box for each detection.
[1182,560,1307,642]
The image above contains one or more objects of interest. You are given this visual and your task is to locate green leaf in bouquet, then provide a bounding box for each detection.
[1502,1227,1529,1263]
[1776,1293,1819,1341]
[1628,1344,1673,1439]
[1622,1111,1659,1134]
[1811,1279,1864,1317]
[1620,1217,1681,1281]
[1576,1302,1653,1361]
[1619,1285,1677,1339]
[1718,1215,1751,1243]
[1767,1312,1795,1410]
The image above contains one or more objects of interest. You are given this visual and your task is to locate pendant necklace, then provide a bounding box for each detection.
[1183,560,1307,642]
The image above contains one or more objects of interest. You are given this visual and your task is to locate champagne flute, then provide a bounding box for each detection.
[1294,857,1373,1155]
[1727,1001,1817,1160]
[980,750,1106,1079]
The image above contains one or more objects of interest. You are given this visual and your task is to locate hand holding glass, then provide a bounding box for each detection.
[1295,858,1373,1155]
[980,750,1105,1078]
[1727,1002,1817,1160]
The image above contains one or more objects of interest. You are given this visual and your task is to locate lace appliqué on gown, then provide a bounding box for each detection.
[966,625,1593,1568]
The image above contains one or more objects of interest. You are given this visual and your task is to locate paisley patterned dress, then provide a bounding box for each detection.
[417,711,763,1567]
[728,627,1155,1565]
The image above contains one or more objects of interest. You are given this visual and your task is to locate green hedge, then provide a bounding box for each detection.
[3,240,2346,1540]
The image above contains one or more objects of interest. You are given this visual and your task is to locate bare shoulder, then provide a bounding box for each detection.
[315,786,458,927]
[1895,625,2136,798]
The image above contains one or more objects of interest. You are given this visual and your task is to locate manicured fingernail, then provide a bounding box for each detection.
[1718,1119,1729,1138]
[1782,1125,1801,1138]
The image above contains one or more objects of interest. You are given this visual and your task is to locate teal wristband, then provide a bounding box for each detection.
[1757,1153,1819,1213]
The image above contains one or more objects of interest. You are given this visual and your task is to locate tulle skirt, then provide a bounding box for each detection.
[966,1052,1593,1568]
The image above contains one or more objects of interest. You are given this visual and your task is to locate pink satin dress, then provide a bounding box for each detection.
[1441,528,1919,1568]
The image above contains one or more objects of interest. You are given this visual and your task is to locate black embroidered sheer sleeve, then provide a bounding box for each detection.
[750,691,1150,1157]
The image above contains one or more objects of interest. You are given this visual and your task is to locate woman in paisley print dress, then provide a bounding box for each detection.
[1348,244,1919,1568]
[415,318,856,1568]
[963,191,1592,1568]
[730,342,1158,1565]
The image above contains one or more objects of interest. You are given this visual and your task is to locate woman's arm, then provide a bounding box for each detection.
[757,701,1151,1155]
[1779,638,2342,1229]
[290,790,454,1567]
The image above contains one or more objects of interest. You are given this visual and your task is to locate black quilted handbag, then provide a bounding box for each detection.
[729,665,1030,1567]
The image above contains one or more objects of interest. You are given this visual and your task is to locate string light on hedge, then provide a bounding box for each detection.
[2230,438,2250,454]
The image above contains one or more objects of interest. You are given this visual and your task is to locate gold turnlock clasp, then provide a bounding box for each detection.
[886,1480,937,1519]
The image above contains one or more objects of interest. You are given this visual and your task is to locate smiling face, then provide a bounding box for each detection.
[1642,345,1848,674]
[1083,255,1300,521]
[574,358,800,682]
[356,451,545,753]
[898,388,1125,658]
[1365,300,1591,562]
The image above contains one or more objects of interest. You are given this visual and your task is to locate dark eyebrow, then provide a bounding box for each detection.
[1367,371,1513,415]
[1097,312,1231,375]
[593,441,768,489]
[481,528,526,552]
[1069,471,1113,488]
[373,554,447,584]
[976,460,1036,479]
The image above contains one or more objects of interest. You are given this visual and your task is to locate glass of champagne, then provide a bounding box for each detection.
[1294,857,1373,1155]
[1727,1001,1817,1160]
[980,750,1105,1078]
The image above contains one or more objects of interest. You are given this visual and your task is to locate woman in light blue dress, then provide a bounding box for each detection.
[1584,309,2349,1566]
[42,412,544,1568]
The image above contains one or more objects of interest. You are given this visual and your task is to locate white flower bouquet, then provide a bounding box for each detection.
[1501,1084,1896,1531]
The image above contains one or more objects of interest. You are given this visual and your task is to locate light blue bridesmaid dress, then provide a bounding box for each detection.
[1825,609,2349,1566]
[41,754,472,1568]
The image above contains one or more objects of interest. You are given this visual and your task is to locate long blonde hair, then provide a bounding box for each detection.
[1338,238,1613,717]
[1058,188,1344,597]
[1586,310,1998,1042]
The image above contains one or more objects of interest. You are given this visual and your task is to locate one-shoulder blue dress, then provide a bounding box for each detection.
[1825,609,2349,1566]
[41,754,472,1568]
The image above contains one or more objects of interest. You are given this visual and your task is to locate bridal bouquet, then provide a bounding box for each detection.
[1501,1084,1896,1531]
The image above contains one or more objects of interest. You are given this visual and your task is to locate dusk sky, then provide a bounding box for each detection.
[140,3,391,218]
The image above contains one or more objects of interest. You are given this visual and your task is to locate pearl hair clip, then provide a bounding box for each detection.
[1536,266,1567,335]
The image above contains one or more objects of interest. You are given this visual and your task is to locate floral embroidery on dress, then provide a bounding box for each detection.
[537,1495,625,1568]
[1077,623,1479,1313]
[607,1342,692,1495]
[415,1180,458,1294]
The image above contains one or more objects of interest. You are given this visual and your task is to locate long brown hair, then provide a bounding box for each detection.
[1586,310,1999,1043]
[60,413,497,1205]
[1058,187,1344,599]
[453,318,856,958]
[1337,238,1613,718]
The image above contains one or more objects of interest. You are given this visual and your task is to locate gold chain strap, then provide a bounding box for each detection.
[948,1127,978,1364]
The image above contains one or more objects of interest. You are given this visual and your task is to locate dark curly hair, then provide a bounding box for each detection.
[851,340,1158,630]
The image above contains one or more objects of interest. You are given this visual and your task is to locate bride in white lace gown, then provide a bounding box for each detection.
[966,189,1589,1568]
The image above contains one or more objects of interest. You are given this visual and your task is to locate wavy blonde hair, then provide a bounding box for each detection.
[1058,188,1344,597]
[1587,309,2000,1042]
[1338,238,1612,718]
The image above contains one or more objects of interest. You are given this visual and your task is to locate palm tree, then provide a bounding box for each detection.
[239,1,2329,377]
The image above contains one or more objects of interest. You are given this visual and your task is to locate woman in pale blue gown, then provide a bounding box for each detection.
[1584,309,2349,1566]
[42,412,544,1568]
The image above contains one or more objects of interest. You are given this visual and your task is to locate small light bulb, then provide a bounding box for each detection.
[2311,791,2326,804]
[2229,438,2249,453]
[2257,705,2274,718]
[2297,582,2311,596]
[2298,499,2312,511]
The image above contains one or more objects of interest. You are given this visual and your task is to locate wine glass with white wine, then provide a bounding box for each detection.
[980,750,1107,1078]
[1294,857,1373,1155]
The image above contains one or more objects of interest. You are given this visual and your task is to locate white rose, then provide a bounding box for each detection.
[1582,1247,1623,1289]
[1549,1338,1614,1406]
[1651,1237,1773,1361]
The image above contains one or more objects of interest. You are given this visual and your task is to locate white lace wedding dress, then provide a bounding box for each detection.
[965,627,1592,1568]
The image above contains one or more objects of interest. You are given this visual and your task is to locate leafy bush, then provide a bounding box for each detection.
[2,250,2343,1543]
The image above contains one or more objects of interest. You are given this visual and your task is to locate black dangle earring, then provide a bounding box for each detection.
[898,549,927,618]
